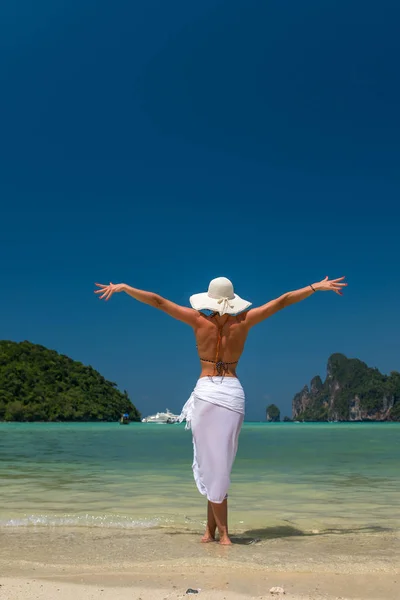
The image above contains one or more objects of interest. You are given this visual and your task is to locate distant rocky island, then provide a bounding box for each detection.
[292,353,400,422]
[266,404,281,422]
[0,340,141,422]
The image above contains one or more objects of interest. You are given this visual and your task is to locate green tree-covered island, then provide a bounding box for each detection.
[0,341,141,422]
[266,403,281,422]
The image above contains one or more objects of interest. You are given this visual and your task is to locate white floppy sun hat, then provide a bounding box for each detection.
[190,277,252,316]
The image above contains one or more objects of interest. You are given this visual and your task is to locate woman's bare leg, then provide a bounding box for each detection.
[210,498,231,545]
[201,501,217,542]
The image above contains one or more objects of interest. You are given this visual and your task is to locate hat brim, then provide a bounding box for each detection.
[189,292,252,316]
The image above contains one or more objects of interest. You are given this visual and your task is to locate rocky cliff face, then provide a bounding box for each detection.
[347,394,395,421]
[292,354,400,421]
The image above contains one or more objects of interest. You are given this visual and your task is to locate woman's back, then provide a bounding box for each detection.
[194,313,249,378]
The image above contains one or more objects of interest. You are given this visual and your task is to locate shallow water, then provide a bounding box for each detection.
[1,422,399,535]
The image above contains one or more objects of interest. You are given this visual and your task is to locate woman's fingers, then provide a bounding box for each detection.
[316,275,347,294]
[331,283,344,295]
[95,283,110,297]
[322,276,346,283]
[95,282,117,300]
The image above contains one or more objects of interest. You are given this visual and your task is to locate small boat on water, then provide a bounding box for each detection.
[142,409,180,424]
[119,413,130,425]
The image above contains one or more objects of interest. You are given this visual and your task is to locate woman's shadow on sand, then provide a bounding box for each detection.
[231,523,391,545]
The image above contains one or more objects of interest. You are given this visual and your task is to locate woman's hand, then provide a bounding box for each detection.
[94,282,126,301]
[313,276,347,295]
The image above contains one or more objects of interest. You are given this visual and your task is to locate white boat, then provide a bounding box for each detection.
[142,409,180,424]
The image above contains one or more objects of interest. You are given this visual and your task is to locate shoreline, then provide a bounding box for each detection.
[1,526,399,600]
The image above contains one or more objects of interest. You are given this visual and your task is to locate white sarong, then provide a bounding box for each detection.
[179,377,245,504]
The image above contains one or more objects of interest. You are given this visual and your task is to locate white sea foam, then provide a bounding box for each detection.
[0,513,161,528]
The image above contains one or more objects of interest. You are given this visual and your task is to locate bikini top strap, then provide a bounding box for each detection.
[215,316,228,364]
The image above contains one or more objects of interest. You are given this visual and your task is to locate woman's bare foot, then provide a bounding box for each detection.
[201,533,216,543]
[201,525,216,543]
[219,535,232,545]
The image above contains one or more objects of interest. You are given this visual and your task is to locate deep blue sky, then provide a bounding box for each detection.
[1,0,399,420]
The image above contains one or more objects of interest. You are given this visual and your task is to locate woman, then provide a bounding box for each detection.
[95,275,347,544]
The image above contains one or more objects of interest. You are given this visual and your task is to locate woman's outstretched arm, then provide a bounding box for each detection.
[244,276,347,329]
[94,282,199,326]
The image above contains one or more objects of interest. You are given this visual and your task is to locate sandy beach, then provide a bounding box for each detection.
[1,526,399,600]
[1,572,398,600]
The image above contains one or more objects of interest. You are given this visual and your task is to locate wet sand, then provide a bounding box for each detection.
[0,525,399,600]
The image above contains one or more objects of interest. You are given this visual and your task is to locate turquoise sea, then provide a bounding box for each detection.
[1,422,399,535]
